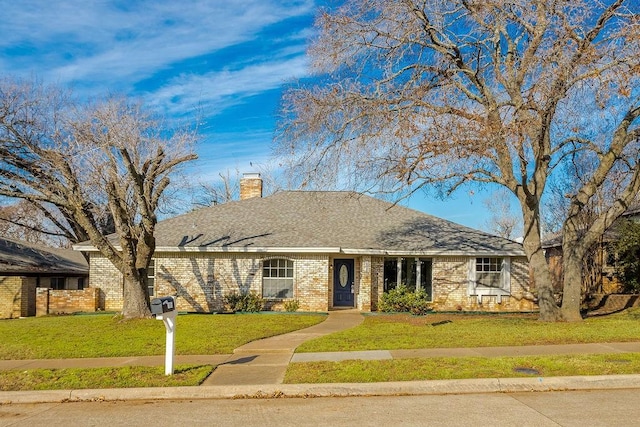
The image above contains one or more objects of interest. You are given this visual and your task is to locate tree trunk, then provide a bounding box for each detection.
[122,269,151,319]
[559,217,591,322]
[521,203,562,321]
[560,248,584,321]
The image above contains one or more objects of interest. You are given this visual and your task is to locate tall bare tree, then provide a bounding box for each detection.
[0,79,197,318]
[277,0,640,321]
[483,189,522,240]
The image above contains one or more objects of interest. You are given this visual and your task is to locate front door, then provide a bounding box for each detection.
[333,259,354,307]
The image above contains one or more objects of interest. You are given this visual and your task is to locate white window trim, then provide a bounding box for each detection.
[262,258,295,299]
[147,259,155,297]
[468,257,511,303]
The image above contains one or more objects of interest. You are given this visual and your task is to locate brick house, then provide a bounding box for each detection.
[543,205,640,296]
[78,174,536,313]
[0,237,90,318]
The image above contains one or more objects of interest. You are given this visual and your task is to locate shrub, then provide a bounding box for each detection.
[283,299,300,312]
[379,284,431,315]
[223,291,265,312]
[615,220,640,293]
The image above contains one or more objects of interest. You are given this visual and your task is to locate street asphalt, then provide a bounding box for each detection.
[2,309,640,404]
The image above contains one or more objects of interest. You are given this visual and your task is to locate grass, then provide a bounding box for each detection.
[4,310,640,389]
[284,353,640,383]
[0,312,326,359]
[0,365,212,391]
[295,310,640,353]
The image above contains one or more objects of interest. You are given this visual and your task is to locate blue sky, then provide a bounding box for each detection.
[0,0,507,232]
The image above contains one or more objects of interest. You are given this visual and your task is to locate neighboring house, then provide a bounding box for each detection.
[76,174,536,313]
[543,206,640,295]
[0,237,89,318]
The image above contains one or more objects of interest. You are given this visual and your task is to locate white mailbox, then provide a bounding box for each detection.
[152,296,177,375]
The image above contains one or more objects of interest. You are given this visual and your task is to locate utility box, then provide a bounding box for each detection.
[151,296,176,315]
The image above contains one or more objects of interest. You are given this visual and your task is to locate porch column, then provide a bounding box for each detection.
[359,256,372,311]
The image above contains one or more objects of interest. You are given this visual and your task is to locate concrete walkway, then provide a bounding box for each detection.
[201,308,364,385]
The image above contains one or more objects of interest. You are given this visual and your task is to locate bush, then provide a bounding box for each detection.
[615,220,640,293]
[283,299,300,312]
[223,291,265,312]
[379,284,431,315]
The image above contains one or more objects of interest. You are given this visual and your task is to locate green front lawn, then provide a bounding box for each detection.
[0,365,212,391]
[295,310,640,353]
[285,353,640,383]
[0,312,326,359]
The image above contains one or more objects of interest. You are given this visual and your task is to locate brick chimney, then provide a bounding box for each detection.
[240,173,263,200]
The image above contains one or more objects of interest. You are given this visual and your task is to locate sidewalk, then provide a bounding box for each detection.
[2,310,640,404]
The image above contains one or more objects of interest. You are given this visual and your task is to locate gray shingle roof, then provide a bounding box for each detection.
[146,191,524,256]
[0,237,88,275]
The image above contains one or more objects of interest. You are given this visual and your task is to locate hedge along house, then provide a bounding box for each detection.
[76,174,536,313]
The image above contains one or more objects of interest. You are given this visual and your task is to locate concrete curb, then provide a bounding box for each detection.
[3,374,640,404]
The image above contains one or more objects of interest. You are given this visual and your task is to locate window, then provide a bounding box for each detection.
[50,277,65,290]
[383,259,399,291]
[147,259,155,297]
[476,258,503,288]
[262,258,294,298]
[420,259,433,300]
[383,257,432,300]
[77,277,85,290]
[469,257,510,302]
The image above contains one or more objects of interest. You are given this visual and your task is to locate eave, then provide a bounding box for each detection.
[74,245,525,257]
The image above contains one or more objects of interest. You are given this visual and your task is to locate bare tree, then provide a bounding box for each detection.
[0,79,197,318]
[483,190,522,240]
[192,164,285,208]
[277,0,640,321]
[193,169,241,208]
[0,200,64,246]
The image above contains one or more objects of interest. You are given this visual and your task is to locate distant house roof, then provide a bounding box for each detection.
[75,191,525,256]
[542,204,640,250]
[0,237,88,275]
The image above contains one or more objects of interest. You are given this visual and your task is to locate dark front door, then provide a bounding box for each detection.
[333,259,354,307]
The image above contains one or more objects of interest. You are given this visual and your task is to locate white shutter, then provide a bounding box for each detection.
[501,258,511,292]
[467,258,476,295]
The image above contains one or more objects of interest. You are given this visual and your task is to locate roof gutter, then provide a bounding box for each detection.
[74,245,525,257]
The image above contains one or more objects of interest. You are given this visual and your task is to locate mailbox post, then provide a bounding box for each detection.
[151,296,177,375]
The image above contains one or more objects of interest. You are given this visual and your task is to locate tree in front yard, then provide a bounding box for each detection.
[0,79,197,318]
[277,0,640,321]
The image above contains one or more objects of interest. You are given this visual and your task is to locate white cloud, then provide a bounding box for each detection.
[0,0,316,92]
[147,54,310,116]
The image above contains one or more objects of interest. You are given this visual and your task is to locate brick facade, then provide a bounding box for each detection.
[371,255,535,312]
[88,252,535,313]
[1,275,93,319]
[90,253,331,312]
[35,287,100,316]
[88,252,123,311]
[0,276,38,318]
[356,256,372,311]
[430,256,536,311]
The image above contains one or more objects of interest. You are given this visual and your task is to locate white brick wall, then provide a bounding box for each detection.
[88,253,536,313]
[88,253,123,311]
[89,252,331,312]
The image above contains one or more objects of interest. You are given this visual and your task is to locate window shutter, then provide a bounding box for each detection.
[467,258,476,295]
[501,258,511,292]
